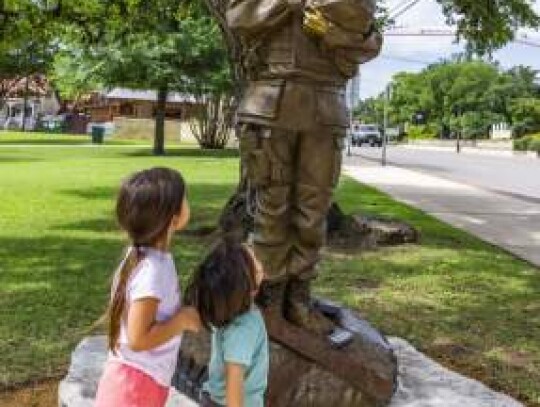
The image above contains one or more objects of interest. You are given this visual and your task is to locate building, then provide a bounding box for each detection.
[83,88,201,123]
[78,88,204,141]
[0,75,61,131]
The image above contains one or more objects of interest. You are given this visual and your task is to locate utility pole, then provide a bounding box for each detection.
[453,106,461,154]
[347,107,353,157]
[382,85,390,166]
[346,71,361,157]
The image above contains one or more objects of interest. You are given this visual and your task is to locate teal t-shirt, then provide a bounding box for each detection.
[203,307,269,407]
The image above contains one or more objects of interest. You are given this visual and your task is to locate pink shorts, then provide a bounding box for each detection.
[95,361,169,407]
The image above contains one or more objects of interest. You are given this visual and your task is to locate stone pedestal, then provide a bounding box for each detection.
[58,335,524,407]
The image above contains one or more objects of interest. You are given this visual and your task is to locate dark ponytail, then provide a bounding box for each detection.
[108,247,141,352]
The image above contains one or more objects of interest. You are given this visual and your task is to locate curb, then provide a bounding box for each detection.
[401,144,538,159]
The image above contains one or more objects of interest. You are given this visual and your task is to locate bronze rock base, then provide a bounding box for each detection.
[173,298,397,406]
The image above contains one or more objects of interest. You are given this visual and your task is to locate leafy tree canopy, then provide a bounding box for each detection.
[357,60,540,138]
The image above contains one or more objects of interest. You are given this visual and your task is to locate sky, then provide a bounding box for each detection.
[359,0,540,99]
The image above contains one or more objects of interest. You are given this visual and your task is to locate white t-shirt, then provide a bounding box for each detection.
[109,247,182,387]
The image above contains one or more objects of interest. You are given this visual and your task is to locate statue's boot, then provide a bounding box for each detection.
[285,278,335,335]
[255,281,287,325]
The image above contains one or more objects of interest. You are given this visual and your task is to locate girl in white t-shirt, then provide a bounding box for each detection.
[95,167,201,407]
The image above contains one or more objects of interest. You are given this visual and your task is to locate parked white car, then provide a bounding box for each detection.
[351,124,382,147]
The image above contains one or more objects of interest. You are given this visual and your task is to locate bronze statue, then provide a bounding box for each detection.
[175,4,397,404]
[226,0,382,334]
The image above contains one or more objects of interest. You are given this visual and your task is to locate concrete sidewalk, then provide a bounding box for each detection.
[401,143,539,159]
[344,162,540,268]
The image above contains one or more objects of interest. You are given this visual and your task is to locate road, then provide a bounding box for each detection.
[345,145,540,203]
[343,146,540,267]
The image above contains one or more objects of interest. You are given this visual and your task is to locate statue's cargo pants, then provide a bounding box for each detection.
[240,123,345,282]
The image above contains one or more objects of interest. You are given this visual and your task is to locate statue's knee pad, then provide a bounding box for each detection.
[292,183,332,247]
[331,132,346,187]
[255,185,292,243]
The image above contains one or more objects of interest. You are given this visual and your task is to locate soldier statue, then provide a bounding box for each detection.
[226,0,382,334]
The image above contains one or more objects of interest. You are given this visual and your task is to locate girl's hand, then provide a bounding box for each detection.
[177,306,202,333]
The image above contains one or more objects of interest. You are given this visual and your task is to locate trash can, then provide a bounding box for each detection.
[91,125,105,144]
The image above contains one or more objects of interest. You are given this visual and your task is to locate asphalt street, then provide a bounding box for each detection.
[345,145,540,203]
[344,146,540,267]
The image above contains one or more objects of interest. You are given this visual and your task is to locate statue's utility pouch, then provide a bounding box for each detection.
[315,88,349,128]
[238,79,285,120]
[250,148,271,187]
[240,125,272,187]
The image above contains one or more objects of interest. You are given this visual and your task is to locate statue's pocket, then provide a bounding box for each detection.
[315,88,349,128]
[238,80,285,120]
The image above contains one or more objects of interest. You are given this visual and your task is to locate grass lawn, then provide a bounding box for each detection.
[0,130,192,146]
[0,144,538,406]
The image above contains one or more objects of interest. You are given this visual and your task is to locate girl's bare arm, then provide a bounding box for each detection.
[126,298,201,352]
[226,362,245,407]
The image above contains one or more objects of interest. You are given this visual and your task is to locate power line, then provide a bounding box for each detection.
[389,0,423,20]
[514,38,540,48]
[380,54,433,65]
[385,32,454,37]
[385,26,540,48]
[388,0,416,16]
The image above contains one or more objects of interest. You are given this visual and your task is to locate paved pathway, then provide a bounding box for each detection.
[344,159,540,268]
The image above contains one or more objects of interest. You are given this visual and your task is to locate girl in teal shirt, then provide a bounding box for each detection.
[187,240,269,407]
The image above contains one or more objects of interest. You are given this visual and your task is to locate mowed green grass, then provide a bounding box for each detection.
[0,130,190,146]
[0,143,538,405]
[0,145,238,387]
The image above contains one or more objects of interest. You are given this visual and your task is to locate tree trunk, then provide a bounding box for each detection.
[154,86,167,156]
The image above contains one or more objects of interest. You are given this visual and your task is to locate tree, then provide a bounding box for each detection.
[435,0,540,54]
[0,51,18,111]
[354,97,384,124]
[50,50,103,108]
[180,3,234,150]
[51,0,230,154]
[371,60,537,140]
[0,1,58,130]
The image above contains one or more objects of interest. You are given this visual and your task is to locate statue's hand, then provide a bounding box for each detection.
[303,7,330,38]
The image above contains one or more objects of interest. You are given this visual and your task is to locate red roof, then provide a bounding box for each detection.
[0,75,52,98]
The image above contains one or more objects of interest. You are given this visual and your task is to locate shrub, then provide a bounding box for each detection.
[513,137,530,151]
[529,138,540,155]
[406,124,437,140]
[513,134,540,151]
[512,121,540,138]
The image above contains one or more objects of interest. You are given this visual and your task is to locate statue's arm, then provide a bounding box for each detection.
[328,33,382,77]
[304,8,382,76]
[226,0,301,38]
[329,28,383,65]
